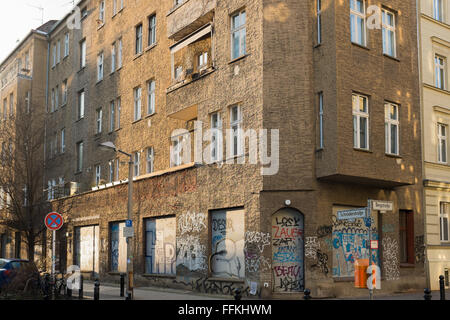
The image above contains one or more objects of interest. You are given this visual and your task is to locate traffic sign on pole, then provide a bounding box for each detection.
[336,208,367,220]
[44,212,64,231]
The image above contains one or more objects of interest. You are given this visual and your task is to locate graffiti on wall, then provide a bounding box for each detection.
[146,217,177,275]
[305,237,320,259]
[415,235,425,264]
[382,237,400,281]
[177,211,207,235]
[173,277,262,297]
[244,231,271,273]
[176,235,207,272]
[210,209,245,279]
[272,209,304,292]
[332,215,379,278]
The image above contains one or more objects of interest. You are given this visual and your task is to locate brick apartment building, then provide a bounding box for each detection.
[0,0,426,299]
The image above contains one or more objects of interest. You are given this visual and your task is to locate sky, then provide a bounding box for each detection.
[0,0,75,63]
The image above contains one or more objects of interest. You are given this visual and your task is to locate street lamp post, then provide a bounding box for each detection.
[99,141,134,300]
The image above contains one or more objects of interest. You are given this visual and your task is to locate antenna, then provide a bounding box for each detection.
[27,3,44,25]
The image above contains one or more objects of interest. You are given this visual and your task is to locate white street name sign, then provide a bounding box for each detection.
[337,208,367,220]
[372,200,393,211]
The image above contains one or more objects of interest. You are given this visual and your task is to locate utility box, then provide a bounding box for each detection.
[354,259,369,288]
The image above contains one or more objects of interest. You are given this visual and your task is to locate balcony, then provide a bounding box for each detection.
[167,0,216,41]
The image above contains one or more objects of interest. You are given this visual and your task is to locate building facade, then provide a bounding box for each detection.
[419,0,450,290]
[5,0,423,298]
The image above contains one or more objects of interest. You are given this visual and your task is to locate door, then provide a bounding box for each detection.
[272,208,305,292]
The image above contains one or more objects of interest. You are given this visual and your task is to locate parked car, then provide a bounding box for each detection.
[0,259,32,291]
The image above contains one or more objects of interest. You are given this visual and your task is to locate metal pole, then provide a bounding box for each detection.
[439,275,446,300]
[368,199,373,300]
[52,230,56,299]
[126,156,134,300]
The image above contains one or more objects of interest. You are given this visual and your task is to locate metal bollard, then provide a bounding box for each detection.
[94,279,100,300]
[304,289,312,300]
[78,274,84,300]
[120,273,125,297]
[234,288,242,301]
[424,288,432,300]
[439,275,446,300]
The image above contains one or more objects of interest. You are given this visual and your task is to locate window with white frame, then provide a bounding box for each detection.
[146,147,154,174]
[115,158,120,181]
[134,87,142,121]
[435,55,446,90]
[110,100,115,132]
[64,33,69,57]
[133,152,140,177]
[438,123,448,163]
[174,65,183,81]
[80,39,86,68]
[118,38,123,68]
[62,79,67,105]
[97,52,104,81]
[230,105,243,157]
[113,0,117,16]
[148,14,156,46]
[319,92,324,149]
[52,44,56,67]
[382,9,396,57]
[317,0,322,44]
[171,136,183,167]
[440,202,450,242]
[78,90,85,119]
[434,0,444,22]
[385,102,399,155]
[9,93,13,117]
[99,0,105,24]
[352,93,369,150]
[24,51,30,69]
[61,128,65,153]
[350,0,366,46]
[55,85,59,110]
[57,40,61,63]
[95,164,101,186]
[147,80,155,115]
[108,160,114,183]
[211,112,222,162]
[136,24,143,54]
[231,10,246,60]
[51,88,55,112]
[198,51,208,70]
[96,108,103,133]
[116,97,121,128]
[76,141,84,172]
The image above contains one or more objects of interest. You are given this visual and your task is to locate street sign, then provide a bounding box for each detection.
[123,226,134,238]
[44,212,64,231]
[372,200,393,211]
[126,219,133,227]
[337,208,367,220]
[370,240,379,249]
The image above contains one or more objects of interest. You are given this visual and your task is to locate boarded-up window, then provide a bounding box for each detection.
[210,208,245,279]
[74,226,99,273]
[110,222,127,272]
[145,217,176,275]
[399,210,414,264]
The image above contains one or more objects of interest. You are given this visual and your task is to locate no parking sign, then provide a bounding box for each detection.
[44,212,64,231]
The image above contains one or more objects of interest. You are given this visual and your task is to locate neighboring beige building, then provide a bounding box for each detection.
[419,0,450,290]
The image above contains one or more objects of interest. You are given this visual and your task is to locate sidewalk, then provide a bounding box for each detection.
[330,290,450,300]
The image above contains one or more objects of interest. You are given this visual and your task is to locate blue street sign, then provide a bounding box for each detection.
[126,219,132,227]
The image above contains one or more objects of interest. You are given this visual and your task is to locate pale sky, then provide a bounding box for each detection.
[0,0,75,63]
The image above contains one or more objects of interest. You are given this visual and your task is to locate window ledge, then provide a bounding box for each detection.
[132,118,143,125]
[314,43,322,49]
[383,54,400,62]
[316,148,324,153]
[400,263,415,268]
[75,117,84,123]
[351,42,370,51]
[96,79,104,85]
[61,103,67,108]
[97,23,105,31]
[228,54,250,65]
[145,112,156,119]
[78,66,86,74]
[133,52,143,61]
[385,153,401,158]
[353,148,372,153]
[74,171,82,175]
[145,43,157,52]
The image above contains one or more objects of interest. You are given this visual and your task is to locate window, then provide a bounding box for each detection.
[97,53,104,81]
[146,147,154,174]
[78,90,85,119]
[134,87,142,121]
[350,0,366,46]
[52,44,56,67]
[147,80,155,115]
[9,93,13,117]
[80,39,86,68]
[57,40,61,63]
[435,55,446,90]
[434,0,444,22]
[99,0,105,24]
[110,222,126,272]
[55,86,59,110]
[51,89,55,112]
[148,14,156,46]
[440,202,450,242]
[198,52,208,70]
[2,99,6,120]
[352,94,369,150]
[108,160,114,183]
[399,210,414,264]
[115,158,120,181]
[24,51,30,69]
[385,102,399,155]
[96,108,103,134]
[171,136,183,167]
[61,128,65,153]
[174,65,183,81]
[81,7,88,19]
[110,101,115,132]
[95,164,101,186]
[64,33,69,57]
[317,0,322,44]
[438,123,448,163]
[113,0,124,15]
[62,79,68,105]
[76,141,84,172]
[211,112,222,162]
[117,38,123,68]
[230,105,243,157]
[382,9,396,57]
[111,42,116,73]
[145,217,176,275]
[319,92,324,149]
[116,97,121,128]
[133,152,140,177]
[231,10,246,60]
[136,24,143,54]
